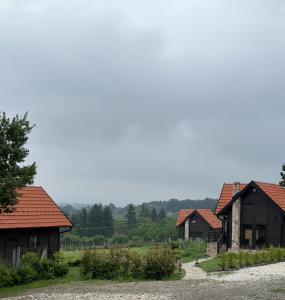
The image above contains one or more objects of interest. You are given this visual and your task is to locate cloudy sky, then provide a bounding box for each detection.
[0,0,284,205]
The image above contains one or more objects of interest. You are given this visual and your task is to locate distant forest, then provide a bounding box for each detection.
[60,198,217,245]
[60,197,217,220]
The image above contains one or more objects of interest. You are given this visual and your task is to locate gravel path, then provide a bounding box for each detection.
[182,258,209,280]
[209,261,285,282]
[5,262,285,300]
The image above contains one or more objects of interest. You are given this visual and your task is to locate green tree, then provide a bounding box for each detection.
[150,207,158,221]
[139,203,150,218]
[125,204,136,227]
[0,112,36,213]
[158,208,166,221]
[280,164,285,187]
[102,206,114,236]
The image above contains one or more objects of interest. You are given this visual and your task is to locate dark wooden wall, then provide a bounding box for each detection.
[0,227,60,264]
[222,187,284,249]
[188,213,211,241]
[241,189,283,247]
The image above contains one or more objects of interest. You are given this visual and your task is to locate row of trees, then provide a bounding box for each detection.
[70,204,114,236]
[67,203,173,242]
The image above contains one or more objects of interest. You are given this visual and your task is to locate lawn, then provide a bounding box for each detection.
[0,267,86,298]
[60,246,151,265]
[199,257,222,273]
[60,245,199,265]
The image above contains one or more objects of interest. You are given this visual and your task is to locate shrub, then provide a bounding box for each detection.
[226,252,239,269]
[0,253,69,288]
[16,263,37,283]
[0,263,19,287]
[81,246,177,281]
[169,241,179,250]
[143,247,176,280]
[80,249,95,279]
[217,254,227,270]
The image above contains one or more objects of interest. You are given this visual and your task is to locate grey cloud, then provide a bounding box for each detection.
[0,0,284,205]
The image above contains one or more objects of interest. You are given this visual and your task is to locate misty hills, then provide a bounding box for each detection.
[60,197,217,220]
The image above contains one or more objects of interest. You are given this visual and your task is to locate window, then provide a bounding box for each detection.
[29,236,38,249]
[256,225,266,246]
[243,224,253,247]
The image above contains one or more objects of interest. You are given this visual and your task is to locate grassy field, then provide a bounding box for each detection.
[60,246,152,265]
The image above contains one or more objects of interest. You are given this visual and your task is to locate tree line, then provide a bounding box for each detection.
[65,203,175,243]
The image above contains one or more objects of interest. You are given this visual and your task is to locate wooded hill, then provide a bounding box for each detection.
[60,197,217,220]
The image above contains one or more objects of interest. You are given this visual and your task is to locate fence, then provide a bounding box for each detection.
[60,237,178,250]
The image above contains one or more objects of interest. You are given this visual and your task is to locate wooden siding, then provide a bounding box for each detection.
[0,227,60,265]
[188,212,211,240]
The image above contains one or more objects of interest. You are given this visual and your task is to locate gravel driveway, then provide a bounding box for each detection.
[5,262,285,300]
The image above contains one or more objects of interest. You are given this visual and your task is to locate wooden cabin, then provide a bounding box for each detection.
[176,209,222,241]
[216,181,285,251]
[0,186,72,266]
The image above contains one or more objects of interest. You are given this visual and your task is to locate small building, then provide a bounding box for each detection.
[216,181,285,252]
[176,208,222,241]
[0,186,72,266]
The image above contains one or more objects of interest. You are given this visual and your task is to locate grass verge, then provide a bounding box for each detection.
[0,267,85,299]
[198,257,222,273]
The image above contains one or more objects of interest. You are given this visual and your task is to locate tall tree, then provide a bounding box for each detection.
[158,208,166,221]
[102,206,114,236]
[0,112,36,213]
[151,207,158,221]
[125,204,136,227]
[139,203,150,218]
[280,164,285,187]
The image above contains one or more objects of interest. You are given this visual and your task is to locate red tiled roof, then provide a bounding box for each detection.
[215,181,285,214]
[176,209,194,226]
[215,183,247,214]
[0,186,72,229]
[255,182,285,212]
[196,209,222,229]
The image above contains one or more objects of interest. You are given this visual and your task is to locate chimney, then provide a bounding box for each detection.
[232,182,240,196]
[231,181,241,251]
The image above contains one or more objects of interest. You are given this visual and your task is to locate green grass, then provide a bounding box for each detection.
[0,267,84,298]
[180,255,196,263]
[60,246,152,265]
[199,257,222,273]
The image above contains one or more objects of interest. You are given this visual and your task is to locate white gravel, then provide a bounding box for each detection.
[209,262,285,282]
[10,293,170,300]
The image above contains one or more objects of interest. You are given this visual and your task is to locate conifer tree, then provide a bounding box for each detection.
[151,207,158,221]
[158,208,166,221]
[125,204,136,227]
[0,112,36,213]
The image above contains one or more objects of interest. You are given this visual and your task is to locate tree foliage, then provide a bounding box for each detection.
[0,112,36,213]
[125,204,136,227]
[280,163,285,187]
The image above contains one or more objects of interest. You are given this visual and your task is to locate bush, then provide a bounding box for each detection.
[81,246,177,281]
[0,252,69,287]
[143,247,176,280]
[16,263,37,283]
[0,263,19,287]
[169,241,179,250]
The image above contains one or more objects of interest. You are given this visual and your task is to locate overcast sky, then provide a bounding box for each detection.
[0,0,284,206]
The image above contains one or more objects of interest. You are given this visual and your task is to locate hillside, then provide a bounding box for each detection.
[60,197,217,220]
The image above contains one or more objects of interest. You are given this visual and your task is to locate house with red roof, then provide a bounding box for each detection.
[176,208,222,241]
[0,186,72,266]
[216,181,285,252]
